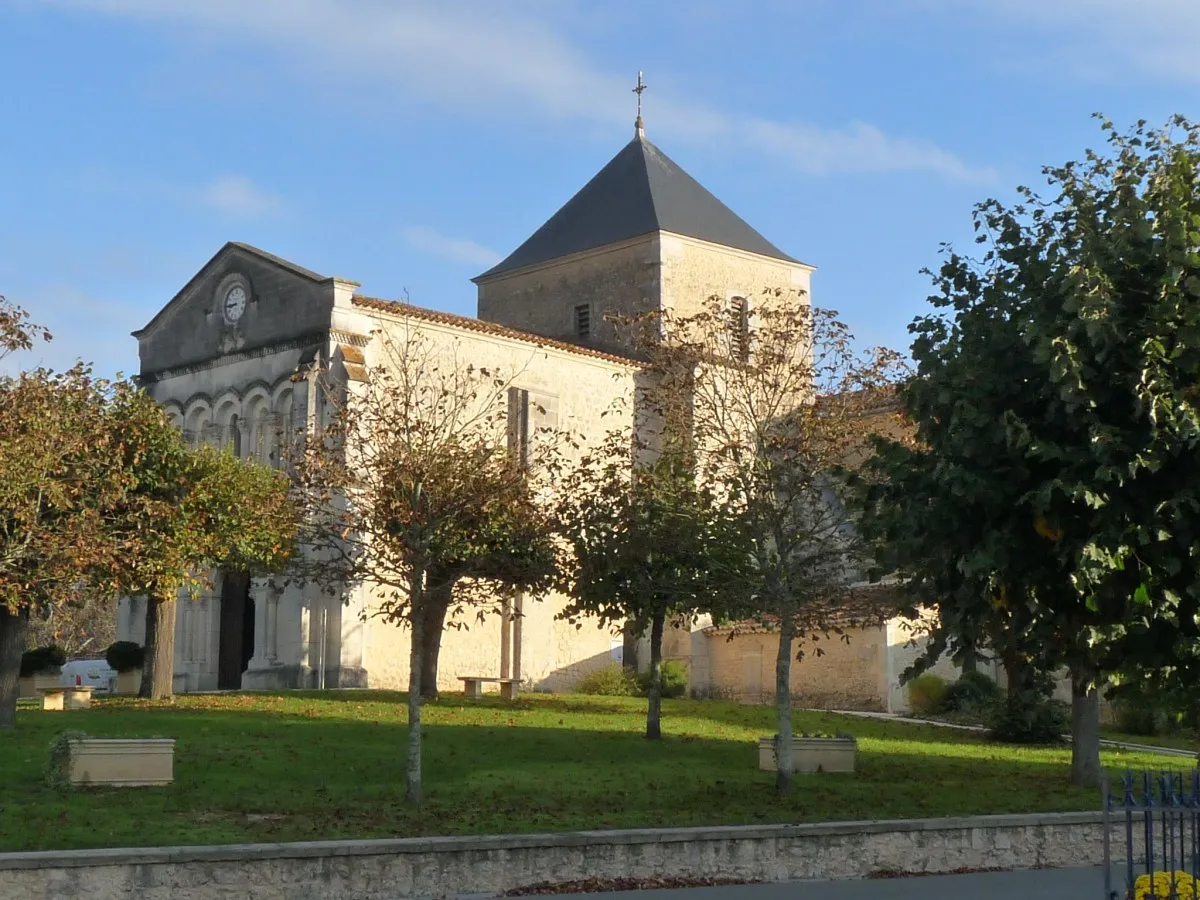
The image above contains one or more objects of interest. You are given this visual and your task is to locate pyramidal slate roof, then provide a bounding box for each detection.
[475,134,800,280]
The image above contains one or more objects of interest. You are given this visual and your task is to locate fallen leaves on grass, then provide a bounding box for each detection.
[505,876,758,895]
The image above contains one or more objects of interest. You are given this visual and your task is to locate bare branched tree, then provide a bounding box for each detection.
[626,291,905,796]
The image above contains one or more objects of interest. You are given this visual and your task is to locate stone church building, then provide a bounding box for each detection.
[117,125,949,712]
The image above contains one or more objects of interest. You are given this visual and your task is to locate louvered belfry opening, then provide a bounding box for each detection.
[731,296,750,363]
[574,304,591,341]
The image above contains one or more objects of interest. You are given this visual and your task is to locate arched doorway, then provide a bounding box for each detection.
[217,571,254,690]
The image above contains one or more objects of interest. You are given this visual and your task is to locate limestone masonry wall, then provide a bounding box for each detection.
[0,813,1128,900]
[354,309,635,693]
[658,233,812,320]
[702,626,889,710]
[476,236,660,349]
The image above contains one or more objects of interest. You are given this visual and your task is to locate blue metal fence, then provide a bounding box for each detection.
[1104,770,1200,899]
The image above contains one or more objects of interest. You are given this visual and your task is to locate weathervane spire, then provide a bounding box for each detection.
[633,71,647,138]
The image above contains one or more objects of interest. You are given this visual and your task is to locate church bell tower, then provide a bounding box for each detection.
[472,75,813,354]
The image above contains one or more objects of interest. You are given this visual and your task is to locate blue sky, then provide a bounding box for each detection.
[1,0,1197,378]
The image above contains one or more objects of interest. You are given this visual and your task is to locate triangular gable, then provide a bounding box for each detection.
[133,242,355,379]
[133,242,329,338]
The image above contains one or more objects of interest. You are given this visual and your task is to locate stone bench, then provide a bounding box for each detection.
[458,676,520,701]
[38,686,95,711]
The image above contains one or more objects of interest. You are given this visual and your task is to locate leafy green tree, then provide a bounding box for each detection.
[557,442,750,739]
[103,390,298,701]
[856,252,1073,711]
[294,324,559,803]
[861,115,1200,787]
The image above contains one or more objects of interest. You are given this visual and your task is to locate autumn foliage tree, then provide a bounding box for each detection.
[557,437,750,740]
[0,363,129,727]
[0,296,297,716]
[0,297,129,726]
[295,324,559,803]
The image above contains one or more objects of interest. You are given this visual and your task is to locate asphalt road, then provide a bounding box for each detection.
[590,865,1124,899]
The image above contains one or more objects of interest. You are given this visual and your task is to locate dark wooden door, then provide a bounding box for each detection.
[217,571,253,690]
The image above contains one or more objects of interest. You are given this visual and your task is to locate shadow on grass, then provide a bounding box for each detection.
[1,695,1126,855]
[93,690,656,722]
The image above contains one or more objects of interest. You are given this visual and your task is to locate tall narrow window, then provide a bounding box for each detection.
[574,304,591,341]
[731,296,750,363]
[507,387,530,470]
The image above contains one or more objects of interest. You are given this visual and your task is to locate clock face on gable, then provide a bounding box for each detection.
[222,284,247,324]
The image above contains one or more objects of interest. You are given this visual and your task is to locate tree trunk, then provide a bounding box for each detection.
[1069,663,1102,788]
[622,619,641,672]
[0,605,30,729]
[406,567,426,805]
[774,614,797,798]
[961,643,978,675]
[646,609,665,740]
[418,575,454,700]
[1001,647,1027,696]
[139,595,177,700]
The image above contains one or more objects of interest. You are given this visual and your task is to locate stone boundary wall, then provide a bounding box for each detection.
[0,812,1129,900]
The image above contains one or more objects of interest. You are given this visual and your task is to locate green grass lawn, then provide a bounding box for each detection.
[0,691,1185,852]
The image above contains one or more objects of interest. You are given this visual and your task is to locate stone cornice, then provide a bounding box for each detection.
[329,330,371,347]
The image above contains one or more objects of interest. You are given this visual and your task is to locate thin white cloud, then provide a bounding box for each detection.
[745,118,993,182]
[46,0,993,182]
[198,175,285,219]
[73,167,286,220]
[400,226,501,268]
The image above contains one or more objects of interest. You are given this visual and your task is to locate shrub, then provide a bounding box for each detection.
[638,660,689,699]
[104,641,145,673]
[575,664,640,696]
[1134,870,1195,900]
[1106,677,1200,737]
[20,646,66,678]
[1110,694,1167,736]
[942,671,1003,715]
[988,671,1068,744]
[906,673,949,716]
[45,730,88,791]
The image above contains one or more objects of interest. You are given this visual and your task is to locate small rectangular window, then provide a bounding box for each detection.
[574,304,591,340]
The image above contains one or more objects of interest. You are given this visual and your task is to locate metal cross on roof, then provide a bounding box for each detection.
[633,71,647,136]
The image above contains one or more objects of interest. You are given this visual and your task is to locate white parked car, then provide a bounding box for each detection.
[59,658,117,694]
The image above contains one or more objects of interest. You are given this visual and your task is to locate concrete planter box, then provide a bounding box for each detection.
[758,735,857,774]
[18,672,62,699]
[67,738,175,787]
[114,670,142,695]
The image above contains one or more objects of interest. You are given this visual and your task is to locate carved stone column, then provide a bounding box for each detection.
[241,579,284,690]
